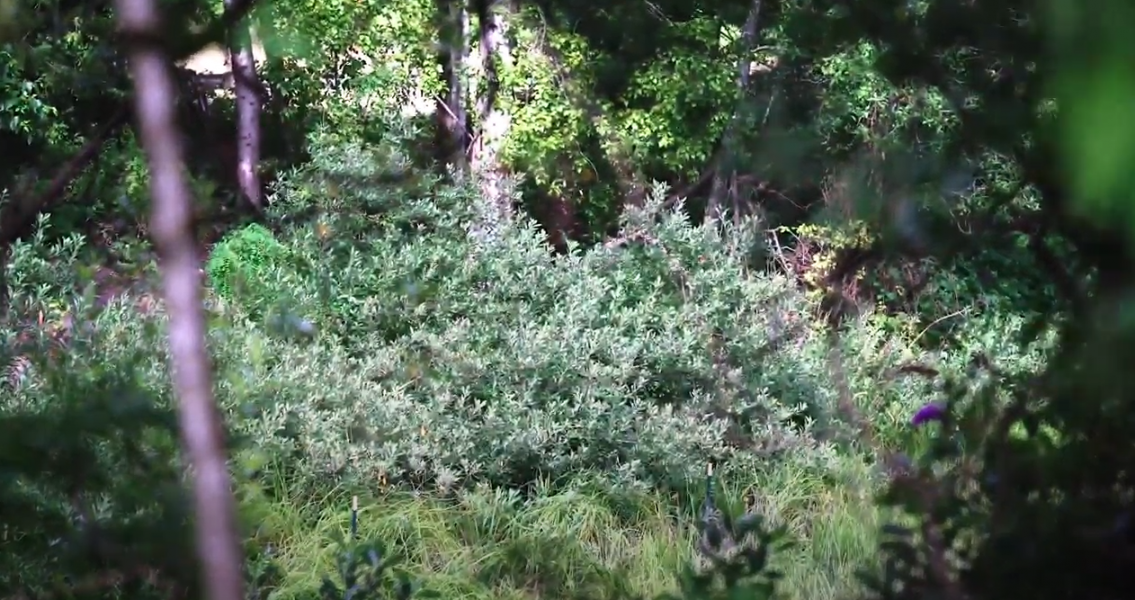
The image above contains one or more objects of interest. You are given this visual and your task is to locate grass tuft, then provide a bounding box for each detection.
[237,456,884,600]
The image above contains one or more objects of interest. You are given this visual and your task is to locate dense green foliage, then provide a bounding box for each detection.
[3,0,1135,598]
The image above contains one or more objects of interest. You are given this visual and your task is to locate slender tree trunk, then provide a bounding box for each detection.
[0,245,8,316]
[707,0,763,224]
[435,0,468,178]
[113,2,245,600]
[469,0,516,230]
[224,4,264,210]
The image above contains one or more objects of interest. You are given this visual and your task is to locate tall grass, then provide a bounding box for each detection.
[237,455,885,600]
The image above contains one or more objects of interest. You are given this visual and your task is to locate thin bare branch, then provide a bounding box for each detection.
[113,1,245,600]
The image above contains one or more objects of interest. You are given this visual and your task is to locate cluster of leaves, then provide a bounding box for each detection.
[1,211,808,599]
[1,0,434,252]
[0,0,131,237]
[500,2,786,238]
[196,132,982,497]
[207,222,299,320]
[803,0,1135,598]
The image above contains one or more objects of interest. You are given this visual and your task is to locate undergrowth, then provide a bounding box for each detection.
[0,130,1054,600]
[237,460,883,600]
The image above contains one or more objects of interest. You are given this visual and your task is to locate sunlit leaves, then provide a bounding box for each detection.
[1049,0,1135,240]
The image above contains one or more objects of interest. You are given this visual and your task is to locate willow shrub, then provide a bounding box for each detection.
[201,132,955,496]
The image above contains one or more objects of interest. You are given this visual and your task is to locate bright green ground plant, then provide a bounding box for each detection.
[206,222,301,321]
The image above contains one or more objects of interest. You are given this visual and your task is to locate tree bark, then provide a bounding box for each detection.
[707,0,764,224]
[435,0,469,178]
[224,5,264,210]
[469,0,516,231]
[113,2,245,600]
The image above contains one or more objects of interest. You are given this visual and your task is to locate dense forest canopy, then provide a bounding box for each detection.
[1,0,1134,598]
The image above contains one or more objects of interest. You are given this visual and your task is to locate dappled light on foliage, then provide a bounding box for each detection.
[3,0,1135,598]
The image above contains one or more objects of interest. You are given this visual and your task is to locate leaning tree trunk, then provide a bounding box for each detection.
[707,0,764,224]
[224,1,264,210]
[113,2,245,600]
[468,0,516,233]
[435,0,468,178]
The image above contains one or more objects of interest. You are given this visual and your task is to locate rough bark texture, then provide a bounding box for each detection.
[707,0,763,224]
[435,0,469,178]
[469,0,516,231]
[113,1,246,600]
[224,5,264,210]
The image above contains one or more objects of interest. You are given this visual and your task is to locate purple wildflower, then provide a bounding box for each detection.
[911,402,946,426]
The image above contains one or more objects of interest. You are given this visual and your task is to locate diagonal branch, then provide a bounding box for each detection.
[0,106,129,247]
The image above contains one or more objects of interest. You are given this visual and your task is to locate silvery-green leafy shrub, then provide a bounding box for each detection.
[3,214,86,305]
[0,222,431,600]
[204,134,954,494]
[0,229,191,598]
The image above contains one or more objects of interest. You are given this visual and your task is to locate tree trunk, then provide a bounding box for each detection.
[435,0,468,178]
[469,0,516,233]
[707,0,764,225]
[113,2,245,600]
[224,5,264,210]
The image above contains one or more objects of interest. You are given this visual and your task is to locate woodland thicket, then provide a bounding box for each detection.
[2,0,1134,599]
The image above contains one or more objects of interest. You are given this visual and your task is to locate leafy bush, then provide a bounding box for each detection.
[194,134,953,497]
[0,226,796,599]
[1,218,454,600]
[207,223,299,320]
[1,227,189,596]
